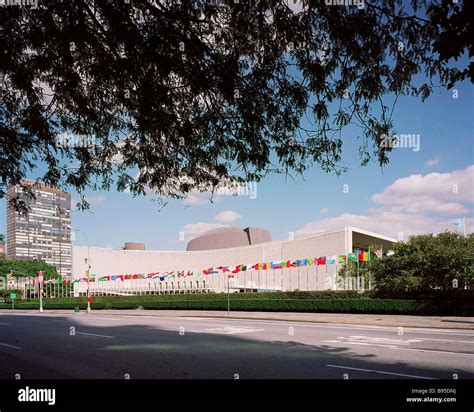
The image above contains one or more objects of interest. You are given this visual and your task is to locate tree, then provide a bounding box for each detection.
[370,232,474,293]
[0,259,60,279]
[337,257,373,290]
[1,0,471,210]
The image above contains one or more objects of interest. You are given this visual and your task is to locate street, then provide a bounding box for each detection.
[0,311,473,379]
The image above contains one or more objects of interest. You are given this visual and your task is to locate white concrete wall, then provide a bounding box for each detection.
[72,228,349,293]
[71,227,397,294]
[73,228,346,277]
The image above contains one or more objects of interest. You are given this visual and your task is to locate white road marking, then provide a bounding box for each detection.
[0,342,21,350]
[326,364,436,380]
[172,317,474,337]
[414,337,474,344]
[75,332,115,339]
[0,322,11,325]
[199,326,264,335]
[334,336,422,346]
[323,335,474,355]
[389,347,474,356]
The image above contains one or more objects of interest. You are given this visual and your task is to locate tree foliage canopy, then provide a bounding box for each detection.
[0,258,60,279]
[1,0,472,209]
[370,232,474,293]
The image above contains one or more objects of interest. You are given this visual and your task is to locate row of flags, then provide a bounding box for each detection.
[5,248,389,285]
[68,248,385,283]
[7,278,71,286]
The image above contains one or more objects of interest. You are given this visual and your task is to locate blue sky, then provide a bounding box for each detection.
[1,58,473,251]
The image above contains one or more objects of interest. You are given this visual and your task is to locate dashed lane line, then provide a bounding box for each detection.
[326,364,436,380]
[0,342,21,350]
[75,332,116,339]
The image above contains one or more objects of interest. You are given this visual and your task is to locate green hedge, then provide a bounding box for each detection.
[0,289,23,301]
[1,297,472,315]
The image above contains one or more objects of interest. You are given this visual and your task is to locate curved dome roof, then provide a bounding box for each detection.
[200,227,244,235]
[186,226,271,251]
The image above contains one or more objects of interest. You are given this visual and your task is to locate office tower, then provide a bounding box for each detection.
[7,180,72,278]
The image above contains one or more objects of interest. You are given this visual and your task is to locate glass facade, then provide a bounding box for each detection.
[7,181,72,278]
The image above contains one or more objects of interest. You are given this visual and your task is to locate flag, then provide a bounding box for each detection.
[227,274,235,279]
[186,271,193,277]
[284,260,292,268]
[452,217,466,233]
[177,271,185,278]
[231,265,240,273]
[271,261,283,269]
[232,264,246,273]
[217,266,230,272]
[358,252,369,262]
[262,262,271,270]
[202,268,217,275]
[348,253,358,262]
[152,273,161,279]
[373,248,382,258]
[326,255,337,265]
[386,249,395,257]
[338,255,347,264]
[316,256,326,265]
[251,263,261,270]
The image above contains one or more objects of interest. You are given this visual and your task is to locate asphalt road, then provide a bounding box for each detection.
[0,311,473,379]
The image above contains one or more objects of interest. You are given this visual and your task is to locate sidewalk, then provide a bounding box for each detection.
[2,309,473,329]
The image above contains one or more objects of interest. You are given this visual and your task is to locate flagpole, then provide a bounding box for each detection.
[346,253,349,290]
[227,278,230,317]
[356,249,360,291]
[325,264,328,290]
[306,266,309,291]
[297,267,300,291]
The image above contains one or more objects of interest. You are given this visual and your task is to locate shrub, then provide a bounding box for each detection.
[2,296,472,315]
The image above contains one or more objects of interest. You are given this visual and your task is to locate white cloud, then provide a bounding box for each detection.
[425,156,441,168]
[214,210,241,223]
[371,165,473,215]
[296,165,474,239]
[186,192,210,205]
[183,190,221,205]
[296,211,473,240]
[286,0,305,14]
[320,208,328,214]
